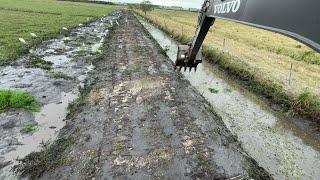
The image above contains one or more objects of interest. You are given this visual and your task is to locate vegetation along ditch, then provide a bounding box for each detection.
[137,12,320,179]
[135,9,320,125]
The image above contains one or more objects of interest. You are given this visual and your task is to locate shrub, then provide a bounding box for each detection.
[292,91,320,123]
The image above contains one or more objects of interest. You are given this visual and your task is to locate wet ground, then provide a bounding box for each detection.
[139,17,320,179]
[0,11,121,179]
[11,11,272,179]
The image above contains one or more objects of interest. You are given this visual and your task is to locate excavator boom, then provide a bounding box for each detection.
[175,0,320,71]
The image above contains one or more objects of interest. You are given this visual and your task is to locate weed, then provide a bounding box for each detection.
[66,87,89,119]
[224,88,233,93]
[20,124,38,134]
[48,71,73,80]
[126,66,143,73]
[208,88,219,94]
[13,135,75,179]
[75,49,88,57]
[244,158,273,180]
[143,129,162,137]
[26,57,53,70]
[164,45,170,52]
[0,89,39,112]
[131,43,140,52]
[211,127,221,137]
[95,36,102,41]
[194,152,215,174]
[81,156,97,174]
[113,141,126,153]
[299,51,319,64]
[292,91,320,123]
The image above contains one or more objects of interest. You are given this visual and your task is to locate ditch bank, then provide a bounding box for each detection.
[135,11,320,127]
[0,10,122,179]
[137,14,320,179]
[14,10,271,180]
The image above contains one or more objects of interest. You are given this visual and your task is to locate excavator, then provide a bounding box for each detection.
[175,0,320,71]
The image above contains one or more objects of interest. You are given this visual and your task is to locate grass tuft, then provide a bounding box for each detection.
[48,71,73,80]
[20,124,39,134]
[126,66,143,74]
[0,89,39,112]
[208,88,219,94]
[26,57,53,70]
[292,91,320,123]
[13,135,75,179]
[224,88,233,93]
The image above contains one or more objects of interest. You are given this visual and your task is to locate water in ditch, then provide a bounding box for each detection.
[139,18,320,179]
[0,11,122,179]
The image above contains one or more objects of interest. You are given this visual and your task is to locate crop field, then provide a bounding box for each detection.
[0,0,119,63]
[137,9,320,122]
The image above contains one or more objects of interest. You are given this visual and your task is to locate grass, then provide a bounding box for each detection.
[0,0,120,63]
[136,10,320,124]
[20,124,39,134]
[224,88,233,93]
[131,43,140,52]
[208,88,219,94]
[48,71,73,80]
[13,135,75,179]
[26,57,53,70]
[126,66,143,73]
[0,89,39,112]
[292,91,320,122]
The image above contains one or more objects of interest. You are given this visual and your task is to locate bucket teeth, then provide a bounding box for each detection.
[174,59,199,72]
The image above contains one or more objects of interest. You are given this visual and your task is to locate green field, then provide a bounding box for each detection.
[0,0,119,63]
[137,9,320,122]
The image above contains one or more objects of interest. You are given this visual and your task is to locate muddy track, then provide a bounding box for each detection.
[17,11,271,179]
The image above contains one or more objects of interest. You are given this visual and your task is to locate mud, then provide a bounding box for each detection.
[13,11,271,180]
[139,17,320,179]
[0,11,122,179]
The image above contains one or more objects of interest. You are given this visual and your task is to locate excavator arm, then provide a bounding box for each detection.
[175,0,320,71]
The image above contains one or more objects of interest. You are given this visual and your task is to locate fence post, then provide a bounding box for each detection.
[181,25,184,36]
[289,63,293,86]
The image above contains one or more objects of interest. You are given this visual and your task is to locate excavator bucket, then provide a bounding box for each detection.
[175,44,202,72]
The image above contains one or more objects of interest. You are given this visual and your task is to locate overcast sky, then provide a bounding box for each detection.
[106,0,203,8]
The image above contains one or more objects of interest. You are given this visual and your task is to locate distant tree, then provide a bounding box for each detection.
[128,3,139,10]
[128,4,135,9]
[140,0,153,15]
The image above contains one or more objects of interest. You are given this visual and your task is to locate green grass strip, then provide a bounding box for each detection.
[0,89,39,112]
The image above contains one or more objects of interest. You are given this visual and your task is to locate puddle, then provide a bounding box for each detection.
[0,10,122,179]
[3,91,78,163]
[0,91,78,179]
[139,18,320,179]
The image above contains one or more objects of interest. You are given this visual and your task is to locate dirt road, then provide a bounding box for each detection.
[16,11,270,179]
